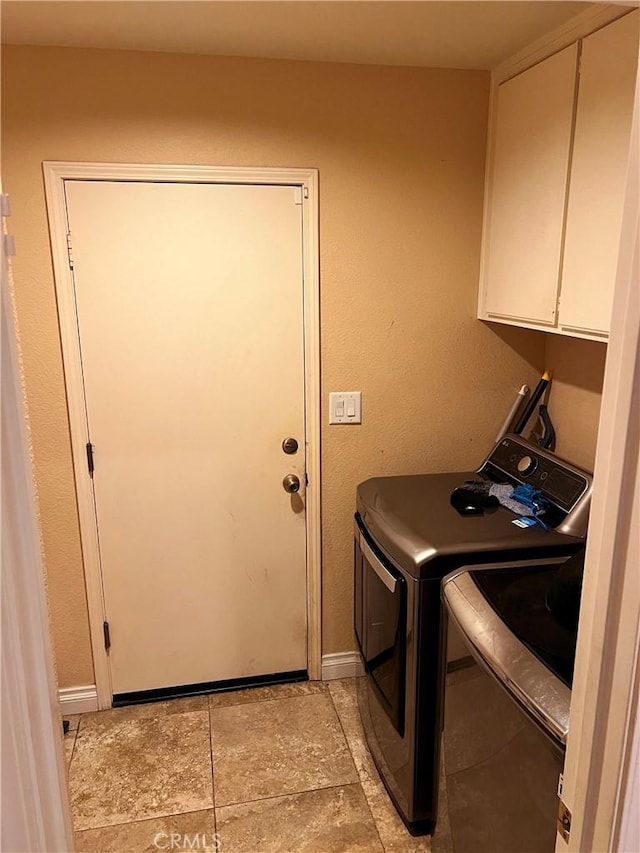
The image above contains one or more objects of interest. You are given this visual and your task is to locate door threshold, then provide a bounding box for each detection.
[112,669,309,707]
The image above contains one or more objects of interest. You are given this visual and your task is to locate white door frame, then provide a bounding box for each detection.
[43,162,321,709]
[2,193,75,851]
[556,42,640,853]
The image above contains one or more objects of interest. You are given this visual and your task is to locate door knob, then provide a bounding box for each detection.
[283,474,300,493]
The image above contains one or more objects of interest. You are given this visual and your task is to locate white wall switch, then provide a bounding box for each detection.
[329,391,362,424]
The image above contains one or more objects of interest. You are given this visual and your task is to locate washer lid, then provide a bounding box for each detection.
[442,564,571,745]
[356,473,583,579]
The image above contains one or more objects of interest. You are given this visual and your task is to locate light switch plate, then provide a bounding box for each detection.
[329,391,362,424]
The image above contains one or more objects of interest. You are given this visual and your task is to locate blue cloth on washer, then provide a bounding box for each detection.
[488,483,549,529]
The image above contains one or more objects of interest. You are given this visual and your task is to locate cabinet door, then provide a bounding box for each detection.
[482,45,578,326]
[559,11,639,338]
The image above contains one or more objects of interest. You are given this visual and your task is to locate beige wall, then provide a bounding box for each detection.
[544,336,607,472]
[2,45,548,689]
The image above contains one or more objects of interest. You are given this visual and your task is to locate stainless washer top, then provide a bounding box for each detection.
[357,472,583,580]
[356,435,591,581]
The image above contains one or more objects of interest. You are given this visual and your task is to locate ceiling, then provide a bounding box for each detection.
[1,1,599,70]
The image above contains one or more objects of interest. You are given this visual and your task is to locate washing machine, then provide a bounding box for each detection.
[353,434,592,833]
[440,548,584,852]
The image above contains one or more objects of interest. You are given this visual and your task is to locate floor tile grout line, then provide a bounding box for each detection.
[328,684,389,853]
[327,684,364,787]
[214,779,367,813]
[207,704,217,834]
[78,706,210,726]
[74,806,217,836]
[68,728,78,770]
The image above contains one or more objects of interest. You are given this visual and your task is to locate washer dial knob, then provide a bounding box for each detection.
[517,455,537,476]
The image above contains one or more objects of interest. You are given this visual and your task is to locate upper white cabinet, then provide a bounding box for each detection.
[479,11,639,342]
[482,45,578,327]
[559,12,639,337]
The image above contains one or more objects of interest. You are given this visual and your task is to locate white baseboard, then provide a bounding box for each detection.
[321,651,364,681]
[59,661,364,707]
[58,685,98,715]
[58,661,364,710]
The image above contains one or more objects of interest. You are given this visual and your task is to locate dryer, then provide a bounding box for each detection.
[353,434,592,833]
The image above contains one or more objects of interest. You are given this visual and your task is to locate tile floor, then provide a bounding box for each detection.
[65,678,452,853]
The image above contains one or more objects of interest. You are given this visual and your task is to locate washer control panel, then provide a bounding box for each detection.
[481,435,590,513]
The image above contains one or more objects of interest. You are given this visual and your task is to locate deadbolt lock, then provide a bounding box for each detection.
[282,437,299,455]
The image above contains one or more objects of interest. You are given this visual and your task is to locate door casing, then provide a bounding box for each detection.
[44,161,321,708]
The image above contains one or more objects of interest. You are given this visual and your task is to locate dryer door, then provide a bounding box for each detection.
[355,517,406,735]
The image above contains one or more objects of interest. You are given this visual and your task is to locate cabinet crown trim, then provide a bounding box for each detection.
[492,5,630,83]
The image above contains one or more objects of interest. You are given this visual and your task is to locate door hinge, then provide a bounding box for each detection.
[294,185,309,205]
[66,231,74,269]
[557,798,572,843]
[86,442,95,478]
[4,235,16,257]
[1,193,14,256]
[103,621,111,651]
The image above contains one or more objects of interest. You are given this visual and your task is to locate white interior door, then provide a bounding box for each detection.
[64,180,308,697]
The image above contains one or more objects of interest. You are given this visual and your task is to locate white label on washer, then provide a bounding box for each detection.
[512,517,536,528]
